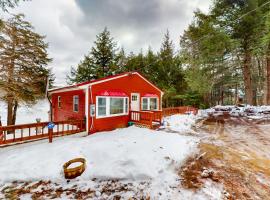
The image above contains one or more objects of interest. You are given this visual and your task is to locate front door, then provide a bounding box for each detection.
[131,93,140,111]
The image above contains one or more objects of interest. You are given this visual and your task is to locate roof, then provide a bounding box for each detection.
[48,71,163,94]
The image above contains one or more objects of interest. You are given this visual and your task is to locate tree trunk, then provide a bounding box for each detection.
[7,96,14,126]
[266,45,270,105]
[234,84,238,105]
[243,50,254,105]
[6,96,17,126]
[12,100,18,125]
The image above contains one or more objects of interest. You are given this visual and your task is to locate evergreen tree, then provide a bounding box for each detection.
[0,14,52,125]
[67,27,119,83]
[0,0,27,11]
[158,30,184,106]
[212,0,262,105]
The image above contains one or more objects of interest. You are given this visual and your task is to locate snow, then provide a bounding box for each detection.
[0,104,224,199]
[0,126,203,199]
[0,126,197,182]
[68,161,84,169]
[162,114,197,133]
[199,105,270,119]
[0,99,49,125]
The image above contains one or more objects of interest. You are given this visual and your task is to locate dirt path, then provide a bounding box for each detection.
[180,116,270,200]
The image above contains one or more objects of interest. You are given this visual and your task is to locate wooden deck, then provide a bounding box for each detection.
[0,119,86,147]
[130,106,198,129]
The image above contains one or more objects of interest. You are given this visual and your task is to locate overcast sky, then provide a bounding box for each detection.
[1,0,211,85]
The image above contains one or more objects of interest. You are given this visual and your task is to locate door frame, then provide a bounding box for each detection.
[130,93,140,111]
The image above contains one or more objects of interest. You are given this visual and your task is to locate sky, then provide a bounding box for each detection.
[1,0,212,86]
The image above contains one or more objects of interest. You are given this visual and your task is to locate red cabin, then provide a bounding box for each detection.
[48,72,163,133]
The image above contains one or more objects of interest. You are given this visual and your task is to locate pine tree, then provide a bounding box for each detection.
[158,30,179,106]
[212,0,261,105]
[0,0,26,11]
[0,14,52,125]
[67,27,119,83]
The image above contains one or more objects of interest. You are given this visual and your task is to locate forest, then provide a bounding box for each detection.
[68,0,270,108]
[1,0,270,126]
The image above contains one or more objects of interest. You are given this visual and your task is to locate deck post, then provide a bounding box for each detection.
[0,127,2,145]
[48,128,53,143]
[149,112,153,129]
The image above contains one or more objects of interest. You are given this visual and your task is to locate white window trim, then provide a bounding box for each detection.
[96,96,129,119]
[141,97,159,111]
[73,95,79,112]
[58,96,61,108]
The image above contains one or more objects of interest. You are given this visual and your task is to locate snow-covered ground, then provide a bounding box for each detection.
[199,105,270,119]
[162,114,197,133]
[0,99,49,125]
[0,113,224,199]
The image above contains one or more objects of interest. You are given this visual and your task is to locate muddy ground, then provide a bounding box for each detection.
[180,114,270,200]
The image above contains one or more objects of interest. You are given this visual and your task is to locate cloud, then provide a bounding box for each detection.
[0,0,211,85]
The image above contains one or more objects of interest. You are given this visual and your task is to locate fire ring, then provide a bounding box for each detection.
[63,158,86,179]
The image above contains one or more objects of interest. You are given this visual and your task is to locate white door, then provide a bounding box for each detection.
[131,93,140,111]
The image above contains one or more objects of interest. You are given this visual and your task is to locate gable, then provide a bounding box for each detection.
[49,72,163,95]
[91,72,162,93]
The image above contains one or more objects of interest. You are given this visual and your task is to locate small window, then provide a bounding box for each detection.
[58,96,61,108]
[150,98,158,110]
[97,97,106,116]
[132,95,137,101]
[142,98,148,110]
[73,95,79,112]
[141,97,158,110]
[125,98,128,113]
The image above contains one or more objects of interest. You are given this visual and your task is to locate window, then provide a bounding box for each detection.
[132,95,137,101]
[110,98,124,114]
[125,98,128,113]
[142,98,148,110]
[98,97,106,116]
[150,98,158,110]
[73,95,79,112]
[58,96,61,108]
[141,97,158,110]
[96,96,129,118]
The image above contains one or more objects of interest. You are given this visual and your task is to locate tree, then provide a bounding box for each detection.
[0,14,52,125]
[212,0,262,105]
[0,0,26,11]
[67,27,119,83]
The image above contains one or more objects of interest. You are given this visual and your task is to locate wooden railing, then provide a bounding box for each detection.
[162,106,198,117]
[0,119,86,146]
[130,106,197,129]
[130,110,163,129]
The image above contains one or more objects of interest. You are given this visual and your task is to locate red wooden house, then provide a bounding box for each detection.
[48,72,163,133]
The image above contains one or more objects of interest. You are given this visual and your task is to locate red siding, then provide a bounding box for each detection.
[88,73,161,133]
[52,90,85,121]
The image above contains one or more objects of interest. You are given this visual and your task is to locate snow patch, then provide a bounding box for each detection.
[0,99,49,125]
[0,126,198,198]
[162,114,197,133]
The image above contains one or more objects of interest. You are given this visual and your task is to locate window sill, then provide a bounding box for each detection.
[96,113,129,119]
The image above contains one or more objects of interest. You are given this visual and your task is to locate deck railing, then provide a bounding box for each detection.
[162,106,198,117]
[0,119,86,146]
[130,111,155,128]
[130,106,197,128]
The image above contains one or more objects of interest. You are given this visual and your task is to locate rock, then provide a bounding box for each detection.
[95,190,101,197]
[223,190,231,199]
[201,168,214,178]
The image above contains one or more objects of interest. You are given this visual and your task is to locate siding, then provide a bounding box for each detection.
[52,89,85,121]
[89,73,161,132]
